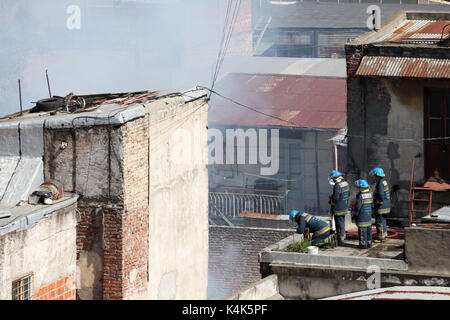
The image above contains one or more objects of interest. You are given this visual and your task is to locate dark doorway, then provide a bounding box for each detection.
[424,88,450,181]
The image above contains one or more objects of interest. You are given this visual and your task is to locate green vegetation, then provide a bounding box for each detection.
[285,240,312,253]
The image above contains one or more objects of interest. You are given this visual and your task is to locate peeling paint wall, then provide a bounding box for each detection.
[146,96,209,300]
[346,50,450,220]
[0,203,77,300]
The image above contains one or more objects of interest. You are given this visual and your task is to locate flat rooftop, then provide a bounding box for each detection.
[261,232,408,272]
[0,195,78,237]
[0,87,206,129]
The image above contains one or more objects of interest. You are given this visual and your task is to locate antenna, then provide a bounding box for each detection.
[46,69,52,98]
[18,79,23,116]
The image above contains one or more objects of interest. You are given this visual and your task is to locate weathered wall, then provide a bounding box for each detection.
[271,264,450,300]
[44,116,149,300]
[345,44,450,221]
[405,227,450,276]
[208,225,294,300]
[120,115,149,300]
[209,127,337,215]
[146,96,209,300]
[0,203,77,300]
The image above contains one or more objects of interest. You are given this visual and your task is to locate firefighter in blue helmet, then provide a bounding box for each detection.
[370,168,390,242]
[329,170,350,245]
[352,180,373,249]
[290,210,335,247]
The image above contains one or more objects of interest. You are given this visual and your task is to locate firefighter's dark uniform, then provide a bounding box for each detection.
[354,188,373,248]
[373,178,390,241]
[330,177,350,244]
[295,212,331,247]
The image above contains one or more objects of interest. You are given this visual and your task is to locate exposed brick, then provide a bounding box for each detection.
[207,226,294,299]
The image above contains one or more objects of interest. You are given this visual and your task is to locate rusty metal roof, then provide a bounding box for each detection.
[209,73,347,129]
[379,19,450,42]
[356,56,450,79]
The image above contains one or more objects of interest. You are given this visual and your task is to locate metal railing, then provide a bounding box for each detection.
[209,191,285,218]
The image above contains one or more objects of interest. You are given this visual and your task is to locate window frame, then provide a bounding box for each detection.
[12,273,33,300]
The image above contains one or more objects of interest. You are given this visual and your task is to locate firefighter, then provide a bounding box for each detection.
[329,170,350,245]
[352,180,373,249]
[289,210,335,248]
[370,167,390,242]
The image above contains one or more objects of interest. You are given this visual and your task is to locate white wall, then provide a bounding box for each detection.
[0,203,77,299]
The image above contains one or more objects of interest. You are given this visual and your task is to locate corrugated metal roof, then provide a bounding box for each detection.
[209,73,347,129]
[356,56,450,79]
[379,19,450,42]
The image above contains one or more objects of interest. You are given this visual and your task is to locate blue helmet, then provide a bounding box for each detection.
[289,210,299,221]
[369,167,385,177]
[355,179,369,188]
[329,170,342,179]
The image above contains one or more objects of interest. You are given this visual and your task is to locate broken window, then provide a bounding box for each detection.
[12,274,33,300]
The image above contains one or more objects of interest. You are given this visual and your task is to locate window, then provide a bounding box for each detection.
[424,89,450,181]
[427,91,450,144]
[12,274,33,300]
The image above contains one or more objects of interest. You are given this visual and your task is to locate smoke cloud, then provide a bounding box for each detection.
[0,0,224,117]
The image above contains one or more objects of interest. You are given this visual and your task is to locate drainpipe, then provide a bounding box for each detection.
[334,143,338,171]
[314,130,321,214]
[361,78,368,179]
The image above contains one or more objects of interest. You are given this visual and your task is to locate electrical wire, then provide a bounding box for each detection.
[211,0,243,99]
[202,86,450,143]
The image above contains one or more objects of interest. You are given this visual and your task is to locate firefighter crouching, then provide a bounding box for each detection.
[289,210,336,248]
[370,167,390,242]
[328,170,350,245]
[352,180,373,249]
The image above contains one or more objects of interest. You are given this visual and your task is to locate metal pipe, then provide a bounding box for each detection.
[18,79,23,116]
[46,69,52,98]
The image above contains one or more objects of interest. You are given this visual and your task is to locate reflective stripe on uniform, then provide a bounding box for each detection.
[306,215,312,223]
[312,226,330,238]
[362,200,373,204]
[377,208,390,214]
[357,222,372,227]
[333,210,347,216]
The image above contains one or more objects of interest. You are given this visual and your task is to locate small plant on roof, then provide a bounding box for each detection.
[286,240,312,253]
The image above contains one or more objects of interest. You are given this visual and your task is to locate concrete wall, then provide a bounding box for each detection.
[146,96,209,300]
[405,227,450,276]
[208,225,294,299]
[0,203,77,300]
[271,263,450,300]
[345,44,450,221]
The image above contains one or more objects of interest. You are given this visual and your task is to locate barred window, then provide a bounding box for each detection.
[12,274,33,300]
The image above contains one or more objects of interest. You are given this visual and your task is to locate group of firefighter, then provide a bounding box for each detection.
[289,168,390,249]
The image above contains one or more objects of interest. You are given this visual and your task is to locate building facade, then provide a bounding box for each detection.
[345,10,450,225]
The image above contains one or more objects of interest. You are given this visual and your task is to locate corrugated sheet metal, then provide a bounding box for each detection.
[209,73,347,129]
[356,56,450,79]
[378,19,450,42]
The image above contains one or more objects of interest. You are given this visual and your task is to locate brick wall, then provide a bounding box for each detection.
[208,225,294,299]
[34,275,76,300]
[74,115,149,300]
[118,115,149,299]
